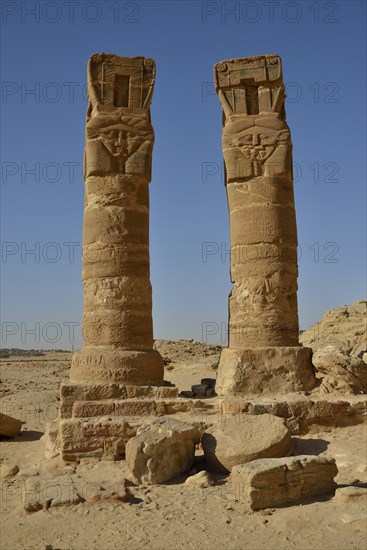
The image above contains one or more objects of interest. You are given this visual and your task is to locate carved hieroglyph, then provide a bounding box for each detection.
[214,55,315,395]
[70,54,164,385]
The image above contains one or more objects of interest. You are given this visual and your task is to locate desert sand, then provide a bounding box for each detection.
[1,333,366,550]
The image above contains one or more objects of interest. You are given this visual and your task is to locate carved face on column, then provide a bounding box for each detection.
[222,114,292,183]
[84,114,154,178]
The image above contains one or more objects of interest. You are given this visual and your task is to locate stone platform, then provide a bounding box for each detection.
[45,383,367,462]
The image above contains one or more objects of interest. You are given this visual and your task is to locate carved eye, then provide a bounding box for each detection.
[102,131,115,139]
[240,135,253,144]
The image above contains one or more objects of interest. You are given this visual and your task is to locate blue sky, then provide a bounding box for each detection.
[1,0,366,349]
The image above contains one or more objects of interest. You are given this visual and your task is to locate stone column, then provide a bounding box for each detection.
[70,54,164,386]
[214,55,315,395]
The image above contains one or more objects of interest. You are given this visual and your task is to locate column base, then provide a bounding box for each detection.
[70,347,164,385]
[216,346,316,396]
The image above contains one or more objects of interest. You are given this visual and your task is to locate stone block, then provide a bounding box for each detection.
[126,417,201,484]
[216,346,316,396]
[231,455,338,510]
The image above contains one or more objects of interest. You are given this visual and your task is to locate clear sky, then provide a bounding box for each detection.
[1,0,366,350]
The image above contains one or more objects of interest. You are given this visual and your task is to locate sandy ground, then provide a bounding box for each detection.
[1,346,366,550]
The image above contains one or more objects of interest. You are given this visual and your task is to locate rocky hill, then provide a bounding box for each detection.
[300,300,366,356]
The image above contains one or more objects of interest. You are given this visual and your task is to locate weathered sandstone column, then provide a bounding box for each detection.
[214,55,315,395]
[70,54,164,386]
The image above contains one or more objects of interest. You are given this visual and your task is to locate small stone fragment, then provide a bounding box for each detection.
[184,470,213,488]
[0,412,21,437]
[0,463,19,478]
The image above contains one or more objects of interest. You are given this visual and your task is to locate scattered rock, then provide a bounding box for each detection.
[334,486,367,503]
[184,470,213,488]
[0,463,19,478]
[356,463,367,474]
[312,346,367,394]
[23,476,82,512]
[84,479,131,503]
[202,414,292,474]
[17,465,40,477]
[231,455,338,510]
[0,412,21,437]
[126,417,202,484]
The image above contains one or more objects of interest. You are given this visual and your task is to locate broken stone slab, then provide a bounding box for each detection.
[202,413,292,474]
[231,455,338,510]
[126,417,202,484]
[23,476,82,512]
[312,346,367,394]
[0,412,22,437]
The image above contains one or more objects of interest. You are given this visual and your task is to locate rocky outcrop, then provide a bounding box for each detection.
[312,346,367,394]
[300,300,366,357]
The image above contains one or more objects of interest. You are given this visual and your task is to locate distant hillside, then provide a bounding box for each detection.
[0,349,71,358]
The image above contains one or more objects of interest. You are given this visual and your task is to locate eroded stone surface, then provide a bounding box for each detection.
[216,347,315,396]
[126,417,202,484]
[300,300,366,357]
[70,54,163,386]
[59,417,140,461]
[202,413,292,474]
[214,55,315,395]
[312,346,367,394]
[231,455,338,510]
